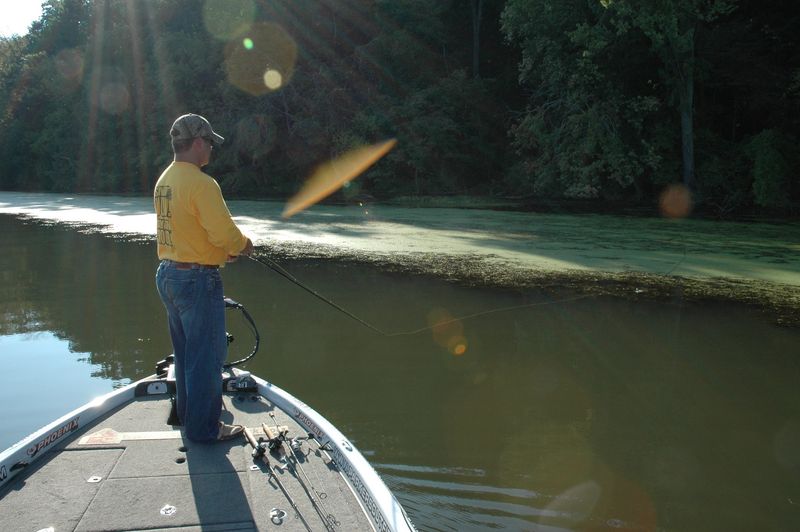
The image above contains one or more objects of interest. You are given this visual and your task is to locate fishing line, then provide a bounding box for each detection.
[248,254,387,335]
[661,237,688,276]
[387,295,594,336]
[247,254,594,337]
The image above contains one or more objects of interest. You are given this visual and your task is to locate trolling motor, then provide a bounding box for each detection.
[154,296,261,392]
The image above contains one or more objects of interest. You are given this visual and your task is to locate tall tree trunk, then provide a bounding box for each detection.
[471,0,482,78]
[679,35,695,191]
[680,66,694,190]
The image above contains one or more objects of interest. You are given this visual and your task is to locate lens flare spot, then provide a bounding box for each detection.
[203,0,256,40]
[659,183,693,219]
[99,82,130,115]
[426,308,469,356]
[225,22,297,96]
[447,335,468,356]
[263,69,283,89]
[234,114,276,159]
[55,48,84,81]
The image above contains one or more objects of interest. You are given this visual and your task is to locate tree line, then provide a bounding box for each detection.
[0,0,797,216]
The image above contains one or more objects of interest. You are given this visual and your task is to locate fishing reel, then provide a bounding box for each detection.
[252,424,290,462]
[255,435,283,456]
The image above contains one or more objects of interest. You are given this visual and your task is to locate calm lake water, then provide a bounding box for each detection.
[1,208,800,531]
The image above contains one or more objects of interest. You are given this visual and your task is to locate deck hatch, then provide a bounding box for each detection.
[76,473,255,531]
[0,449,123,532]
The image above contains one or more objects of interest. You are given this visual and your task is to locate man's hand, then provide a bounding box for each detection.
[241,237,254,256]
[227,238,254,262]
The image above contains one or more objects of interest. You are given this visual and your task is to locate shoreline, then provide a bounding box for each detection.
[260,243,800,329]
[10,189,798,223]
[2,191,798,327]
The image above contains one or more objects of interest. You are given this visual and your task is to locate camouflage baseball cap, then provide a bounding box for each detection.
[170,114,224,146]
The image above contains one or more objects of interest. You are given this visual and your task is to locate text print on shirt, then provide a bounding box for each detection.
[155,185,173,248]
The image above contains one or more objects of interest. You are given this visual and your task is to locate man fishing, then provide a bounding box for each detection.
[154,113,254,442]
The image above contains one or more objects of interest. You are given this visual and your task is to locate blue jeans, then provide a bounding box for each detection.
[156,261,227,441]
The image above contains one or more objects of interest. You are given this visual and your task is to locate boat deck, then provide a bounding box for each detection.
[0,391,373,531]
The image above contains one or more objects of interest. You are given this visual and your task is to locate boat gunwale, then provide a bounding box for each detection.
[0,377,139,488]
[254,374,416,532]
[0,373,415,532]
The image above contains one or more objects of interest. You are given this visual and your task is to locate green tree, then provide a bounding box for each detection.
[610,0,736,191]
[502,0,665,199]
[745,129,793,211]
[2,0,797,214]
[0,36,29,189]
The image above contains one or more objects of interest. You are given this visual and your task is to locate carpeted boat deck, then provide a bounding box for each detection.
[0,394,371,531]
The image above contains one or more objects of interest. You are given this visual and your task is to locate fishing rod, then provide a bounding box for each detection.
[247,253,594,337]
[269,413,339,526]
[243,426,314,531]
[248,254,388,336]
[264,414,339,531]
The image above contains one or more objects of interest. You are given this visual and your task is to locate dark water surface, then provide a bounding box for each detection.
[2,213,799,531]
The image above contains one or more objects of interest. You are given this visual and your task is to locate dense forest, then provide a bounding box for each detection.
[0,0,798,216]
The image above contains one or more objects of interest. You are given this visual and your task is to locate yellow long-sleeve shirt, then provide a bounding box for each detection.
[154,162,247,266]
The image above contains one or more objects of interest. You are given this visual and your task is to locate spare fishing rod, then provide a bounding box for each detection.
[266,413,340,530]
[262,427,338,531]
[243,426,314,531]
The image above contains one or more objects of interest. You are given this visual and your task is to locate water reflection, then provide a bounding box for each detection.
[1,214,800,531]
[0,215,168,383]
[0,332,127,450]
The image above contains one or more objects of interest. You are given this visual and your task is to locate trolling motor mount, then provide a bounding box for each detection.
[223,371,258,393]
[155,355,174,378]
